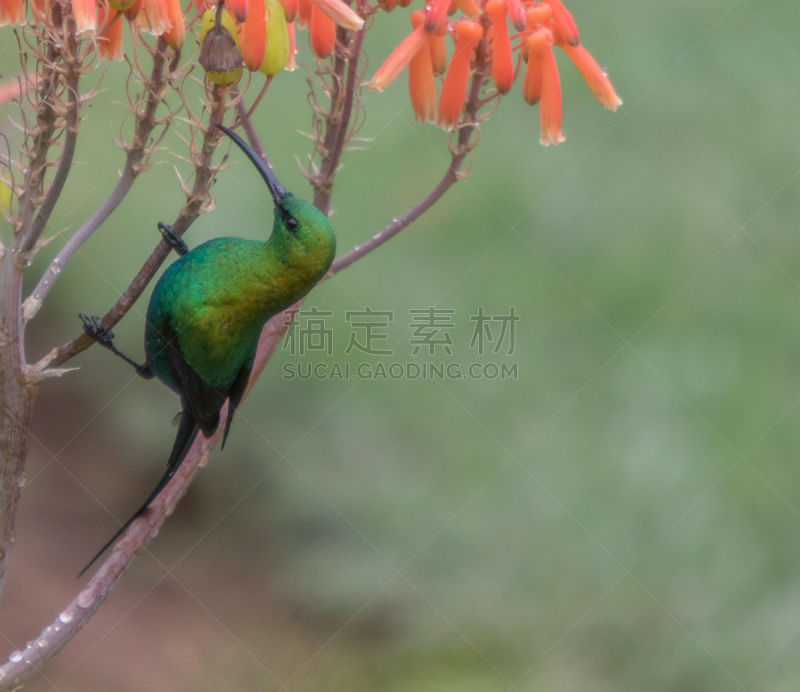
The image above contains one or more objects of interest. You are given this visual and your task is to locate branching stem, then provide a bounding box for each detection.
[27,36,177,315]
[312,25,365,215]
[23,18,81,254]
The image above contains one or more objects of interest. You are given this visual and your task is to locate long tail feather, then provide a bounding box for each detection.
[78,411,200,578]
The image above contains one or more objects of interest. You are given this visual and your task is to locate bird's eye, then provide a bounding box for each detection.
[286,217,299,232]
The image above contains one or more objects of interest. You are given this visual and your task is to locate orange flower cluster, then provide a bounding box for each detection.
[369,0,621,144]
[0,0,362,81]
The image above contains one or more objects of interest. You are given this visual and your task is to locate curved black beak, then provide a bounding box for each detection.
[216,124,290,204]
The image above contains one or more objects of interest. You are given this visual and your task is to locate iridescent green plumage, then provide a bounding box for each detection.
[79,126,335,575]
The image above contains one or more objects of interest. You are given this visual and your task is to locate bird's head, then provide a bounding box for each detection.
[216,125,336,273]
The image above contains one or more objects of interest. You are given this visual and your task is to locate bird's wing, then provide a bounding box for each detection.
[221,363,252,450]
[158,320,227,437]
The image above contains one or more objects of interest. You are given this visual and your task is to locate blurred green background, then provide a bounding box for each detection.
[3,0,800,690]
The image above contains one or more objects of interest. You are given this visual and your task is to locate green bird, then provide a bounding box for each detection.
[78,125,336,575]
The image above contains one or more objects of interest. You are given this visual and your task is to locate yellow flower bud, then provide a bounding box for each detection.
[259,0,289,75]
[108,0,138,12]
[0,179,12,220]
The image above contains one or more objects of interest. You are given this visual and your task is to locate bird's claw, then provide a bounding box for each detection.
[79,313,115,348]
[158,222,189,257]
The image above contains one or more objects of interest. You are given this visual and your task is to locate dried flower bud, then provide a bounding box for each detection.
[199,7,244,85]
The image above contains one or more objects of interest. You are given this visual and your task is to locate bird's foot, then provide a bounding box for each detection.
[79,314,115,349]
[158,222,189,257]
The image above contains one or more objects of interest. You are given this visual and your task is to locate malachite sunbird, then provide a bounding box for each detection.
[78,125,336,576]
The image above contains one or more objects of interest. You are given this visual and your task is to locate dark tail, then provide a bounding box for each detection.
[78,411,200,578]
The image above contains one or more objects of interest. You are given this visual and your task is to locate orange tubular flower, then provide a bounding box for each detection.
[0,0,25,26]
[30,0,45,24]
[430,33,447,75]
[505,0,525,32]
[561,43,622,111]
[98,10,124,59]
[438,19,483,131]
[307,0,363,31]
[239,0,266,70]
[73,0,97,32]
[124,0,140,20]
[453,0,480,19]
[423,0,448,33]
[525,3,551,25]
[142,0,169,34]
[310,5,335,58]
[369,25,427,92]
[521,28,548,105]
[543,0,577,46]
[408,10,435,124]
[276,0,297,22]
[227,0,249,22]
[163,0,185,50]
[486,0,512,95]
[537,41,564,145]
[297,0,311,28]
